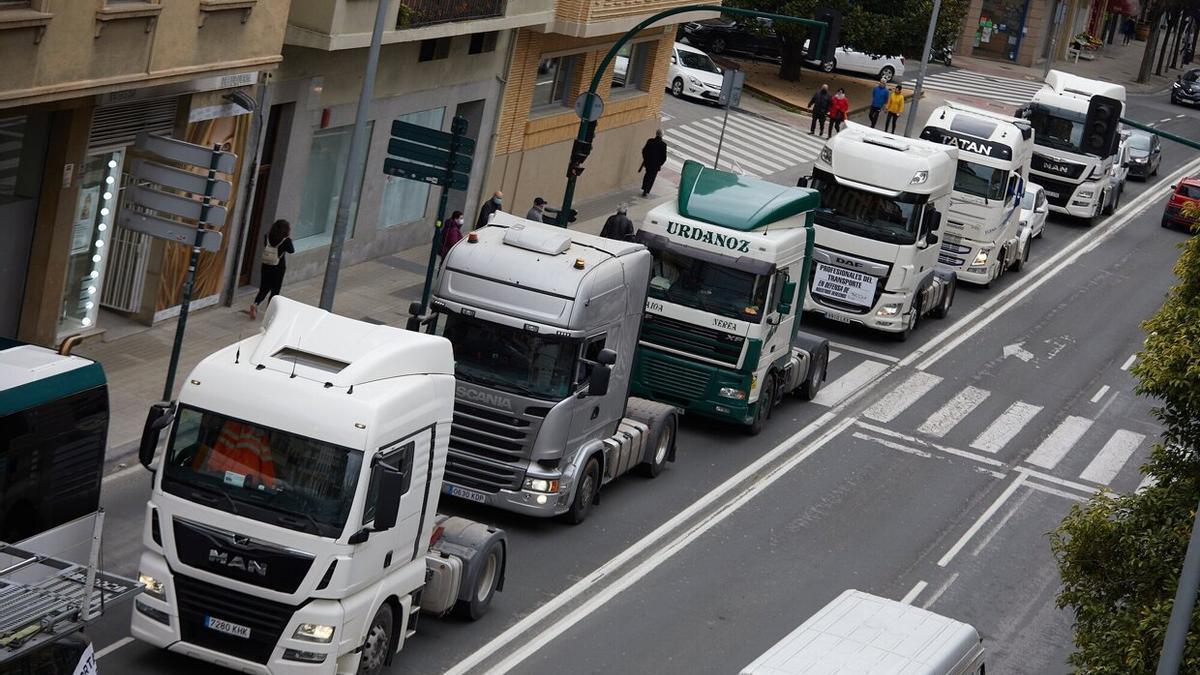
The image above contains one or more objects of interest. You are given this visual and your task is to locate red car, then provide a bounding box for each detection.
[1162,178,1200,231]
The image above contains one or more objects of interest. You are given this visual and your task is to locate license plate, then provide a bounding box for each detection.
[205,615,251,639]
[823,312,853,324]
[446,484,487,504]
[1044,190,1060,198]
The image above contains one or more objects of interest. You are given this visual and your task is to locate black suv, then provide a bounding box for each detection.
[680,17,781,60]
[1171,68,1200,106]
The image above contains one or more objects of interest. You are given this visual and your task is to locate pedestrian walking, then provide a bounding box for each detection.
[600,204,635,241]
[439,210,464,263]
[248,219,294,320]
[885,83,905,134]
[475,191,503,230]
[869,79,889,128]
[830,88,850,134]
[808,84,832,136]
[527,197,549,222]
[1122,17,1135,45]
[639,130,668,197]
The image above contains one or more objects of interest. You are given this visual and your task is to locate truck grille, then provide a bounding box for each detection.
[638,354,711,403]
[1032,176,1077,208]
[445,451,523,493]
[1032,154,1086,180]
[174,574,300,664]
[639,313,744,365]
[447,401,531,493]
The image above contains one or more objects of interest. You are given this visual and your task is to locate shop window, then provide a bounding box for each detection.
[611,42,652,92]
[419,37,451,62]
[531,55,578,110]
[295,122,372,251]
[379,107,445,229]
[469,31,497,54]
[58,150,124,338]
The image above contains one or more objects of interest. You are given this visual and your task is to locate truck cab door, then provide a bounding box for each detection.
[568,333,619,453]
[356,430,431,567]
[916,206,941,274]
[763,269,794,365]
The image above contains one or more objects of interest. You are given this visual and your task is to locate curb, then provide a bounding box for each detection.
[743,81,921,118]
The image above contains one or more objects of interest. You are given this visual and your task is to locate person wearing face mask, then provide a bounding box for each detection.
[475,190,504,230]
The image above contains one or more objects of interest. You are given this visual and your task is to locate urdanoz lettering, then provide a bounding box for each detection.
[666,221,751,253]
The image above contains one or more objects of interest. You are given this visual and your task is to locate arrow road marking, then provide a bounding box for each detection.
[1002,342,1034,362]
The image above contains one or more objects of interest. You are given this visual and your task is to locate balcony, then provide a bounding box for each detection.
[398,0,505,28]
[551,0,719,38]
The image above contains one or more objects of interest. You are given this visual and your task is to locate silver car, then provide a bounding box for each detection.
[1020,183,1048,239]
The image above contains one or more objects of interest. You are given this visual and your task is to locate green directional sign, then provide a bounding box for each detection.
[387,138,472,173]
[390,120,477,156]
[383,158,469,190]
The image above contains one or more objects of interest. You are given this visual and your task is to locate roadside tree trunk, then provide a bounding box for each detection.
[778,36,806,81]
[1138,10,1164,82]
[1156,11,1175,75]
[1169,14,1184,69]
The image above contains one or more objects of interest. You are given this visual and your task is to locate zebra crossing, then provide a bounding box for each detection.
[809,359,1150,490]
[662,111,823,179]
[918,69,1045,107]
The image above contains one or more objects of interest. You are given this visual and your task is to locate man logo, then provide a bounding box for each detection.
[208,548,268,576]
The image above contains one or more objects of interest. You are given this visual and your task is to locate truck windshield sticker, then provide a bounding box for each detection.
[666,221,751,253]
[812,263,878,308]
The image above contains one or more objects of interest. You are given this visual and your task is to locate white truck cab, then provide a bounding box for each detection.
[741,589,986,675]
[801,124,958,340]
[920,103,1035,286]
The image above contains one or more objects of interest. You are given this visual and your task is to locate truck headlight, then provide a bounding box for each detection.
[139,573,165,600]
[523,477,560,493]
[972,250,990,266]
[293,623,336,643]
[1077,189,1094,199]
[718,387,748,400]
[876,303,903,317]
[819,147,833,165]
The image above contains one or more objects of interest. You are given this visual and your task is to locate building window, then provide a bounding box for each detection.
[379,107,445,229]
[531,55,577,110]
[468,31,498,54]
[611,41,652,92]
[58,149,124,338]
[419,37,451,62]
[295,122,373,250]
[0,1,32,7]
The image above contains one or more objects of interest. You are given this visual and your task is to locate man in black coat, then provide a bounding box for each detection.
[639,130,668,197]
[600,204,635,241]
[475,190,503,230]
[808,84,832,136]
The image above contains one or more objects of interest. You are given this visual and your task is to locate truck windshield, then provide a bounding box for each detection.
[809,169,922,245]
[161,406,363,538]
[954,160,1006,201]
[1028,106,1085,155]
[647,247,769,323]
[440,313,578,401]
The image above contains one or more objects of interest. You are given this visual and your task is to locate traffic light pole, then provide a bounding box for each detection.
[557,5,828,226]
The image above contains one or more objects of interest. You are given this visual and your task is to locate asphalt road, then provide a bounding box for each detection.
[87,80,1199,674]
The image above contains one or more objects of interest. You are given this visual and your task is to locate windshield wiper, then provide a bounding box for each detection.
[185,483,240,515]
[274,509,323,535]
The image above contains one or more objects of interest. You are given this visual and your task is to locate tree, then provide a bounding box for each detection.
[726,0,970,81]
[1051,209,1200,672]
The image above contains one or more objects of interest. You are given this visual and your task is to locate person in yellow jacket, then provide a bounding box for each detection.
[885,83,905,134]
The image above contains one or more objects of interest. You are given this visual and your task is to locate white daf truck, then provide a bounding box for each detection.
[131,298,509,675]
[1018,70,1126,224]
[920,103,1035,286]
[800,124,958,341]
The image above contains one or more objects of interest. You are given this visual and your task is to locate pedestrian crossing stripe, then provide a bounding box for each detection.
[918,70,1044,107]
[662,111,823,178]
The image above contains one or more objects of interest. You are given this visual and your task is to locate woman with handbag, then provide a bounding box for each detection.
[248,219,294,320]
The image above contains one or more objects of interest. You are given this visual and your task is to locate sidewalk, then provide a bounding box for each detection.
[78,185,672,464]
[951,37,1179,95]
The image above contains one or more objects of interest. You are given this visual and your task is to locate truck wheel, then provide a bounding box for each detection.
[746,373,775,436]
[895,308,918,342]
[799,348,827,401]
[932,279,954,319]
[359,604,393,675]
[1013,239,1029,273]
[564,456,600,524]
[639,414,675,478]
[453,539,504,620]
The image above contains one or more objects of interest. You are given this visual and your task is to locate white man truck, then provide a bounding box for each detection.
[131,298,509,675]
[422,215,679,523]
[920,103,1036,286]
[800,125,958,340]
[630,159,830,433]
[1019,70,1126,224]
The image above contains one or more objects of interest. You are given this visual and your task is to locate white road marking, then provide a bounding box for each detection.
[1025,415,1094,470]
[1120,354,1137,371]
[1015,466,1100,495]
[938,473,1028,567]
[1026,481,1087,502]
[95,636,135,659]
[1090,385,1111,403]
[921,572,961,609]
[1080,430,1145,484]
[903,155,1200,372]
[827,349,841,362]
[969,401,1043,454]
[811,360,890,408]
[1178,114,1188,118]
[901,580,928,605]
[467,416,858,675]
[854,421,1006,467]
[1137,473,1158,492]
[863,371,943,423]
[853,431,933,458]
[827,341,900,363]
[970,487,1032,556]
[918,386,991,438]
[1160,117,1173,123]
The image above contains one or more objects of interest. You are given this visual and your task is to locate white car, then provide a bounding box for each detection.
[667,42,724,102]
[803,41,906,81]
[1020,182,1049,239]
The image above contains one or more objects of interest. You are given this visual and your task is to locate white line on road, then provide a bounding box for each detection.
[938,473,1028,567]
[95,636,135,659]
[853,421,1006,467]
[812,361,890,408]
[1120,354,1137,371]
[917,386,991,437]
[827,341,900,363]
[969,401,1043,454]
[827,349,841,362]
[1015,466,1100,495]
[1090,385,1111,403]
[901,580,928,605]
[853,431,933,458]
[863,371,943,423]
[1138,473,1158,492]
[1027,481,1088,502]
[471,416,858,675]
[970,487,1032,557]
[1080,430,1145,484]
[1160,118,1173,123]
[1025,415,1094,470]
[1178,114,1188,118]
[921,572,961,609]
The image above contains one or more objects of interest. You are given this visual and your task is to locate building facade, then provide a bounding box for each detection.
[955,0,1134,67]
[1,0,289,347]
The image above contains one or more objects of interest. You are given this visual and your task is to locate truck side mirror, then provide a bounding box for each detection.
[777,280,797,314]
[372,465,405,532]
[926,231,940,247]
[596,348,617,366]
[587,364,612,397]
[139,402,174,470]
[929,210,942,232]
[796,176,810,188]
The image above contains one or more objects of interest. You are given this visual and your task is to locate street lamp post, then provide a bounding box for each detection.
[903,0,944,137]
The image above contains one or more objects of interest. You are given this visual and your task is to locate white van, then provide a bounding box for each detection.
[741,590,986,675]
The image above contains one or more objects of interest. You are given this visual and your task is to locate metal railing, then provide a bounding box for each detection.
[398,0,505,28]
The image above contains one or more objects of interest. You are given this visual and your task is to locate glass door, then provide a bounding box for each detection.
[58,149,124,339]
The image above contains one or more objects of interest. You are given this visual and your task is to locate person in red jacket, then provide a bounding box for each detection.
[829,88,850,135]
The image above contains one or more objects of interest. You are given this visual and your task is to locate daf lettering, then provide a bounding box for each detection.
[834,256,864,268]
[208,548,268,576]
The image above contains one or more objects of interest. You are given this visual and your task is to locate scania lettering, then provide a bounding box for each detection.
[801,125,958,340]
[131,298,510,674]
[633,160,830,434]
[423,218,679,523]
[920,103,1035,286]
[1018,70,1126,224]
